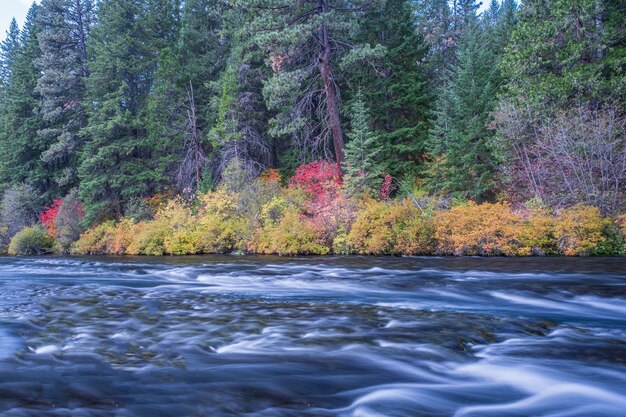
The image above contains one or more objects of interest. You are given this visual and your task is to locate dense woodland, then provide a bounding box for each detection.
[0,0,625,256]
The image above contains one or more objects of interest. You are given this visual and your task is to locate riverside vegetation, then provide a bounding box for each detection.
[2,162,625,256]
[0,0,624,256]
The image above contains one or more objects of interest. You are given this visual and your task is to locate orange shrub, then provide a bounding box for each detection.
[108,218,135,255]
[348,199,435,255]
[435,202,527,256]
[554,204,610,255]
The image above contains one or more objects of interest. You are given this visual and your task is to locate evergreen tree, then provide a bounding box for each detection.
[147,0,229,192]
[427,20,500,200]
[350,0,431,180]
[500,0,625,109]
[0,4,51,196]
[35,0,95,192]
[249,0,384,166]
[0,19,20,89]
[79,0,179,222]
[415,0,481,84]
[343,90,381,195]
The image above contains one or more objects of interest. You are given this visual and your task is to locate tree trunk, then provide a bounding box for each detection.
[318,0,345,169]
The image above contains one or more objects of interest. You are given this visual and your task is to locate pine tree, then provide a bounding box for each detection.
[248,0,384,166]
[350,0,431,180]
[0,4,51,196]
[78,0,180,222]
[500,0,624,109]
[147,0,230,192]
[427,19,500,200]
[35,0,95,192]
[343,90,381,195]
[0,19,20,89]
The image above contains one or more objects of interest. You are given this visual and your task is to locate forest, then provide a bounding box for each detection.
[0,0,625,256]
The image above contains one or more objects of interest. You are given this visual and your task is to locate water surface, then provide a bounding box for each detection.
[0,256,625,416]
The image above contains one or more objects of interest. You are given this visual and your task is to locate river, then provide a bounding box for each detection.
[0,256,625,416]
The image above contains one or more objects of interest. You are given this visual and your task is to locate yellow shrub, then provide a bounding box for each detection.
[71,221,117,255]
[199,188,238,217]
[126,220,169,256]
[108,218,135,255]
[250,207,329,255]
[348,199,434,255]
[554,204,610,255]
[196,215,248,253]
[195,189,250,253]
[435,202,527,256]
[518,208,558,255]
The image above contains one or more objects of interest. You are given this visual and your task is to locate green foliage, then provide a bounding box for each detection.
[349,0,431,179]
[0,4,53,197]
[426,19,499,200]
[8,225,54,255]
[35,0,94,193]
[343,90,382,195]
[78,0,181,223]
[500,0,625,109]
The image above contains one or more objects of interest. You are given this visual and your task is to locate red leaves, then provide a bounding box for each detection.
[289,160,342,201]
[380,174,394,201]
[40,199,62,236]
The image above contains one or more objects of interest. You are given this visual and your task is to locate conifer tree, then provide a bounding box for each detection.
[0,19,20,89]
[350,0,431,180]
[79,0,180,222]
[249,0,384,166]
[343,90,381,195]
[427,19,499,200]
[35,0,95,191]
[500,0,624,109]
[0,4,51,196]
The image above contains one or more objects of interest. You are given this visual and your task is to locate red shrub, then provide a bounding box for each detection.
[380,174,394,201]
[290,160,342,202]
[39,199,62,236]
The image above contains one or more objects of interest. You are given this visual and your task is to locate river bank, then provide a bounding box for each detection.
[5,196,626,257]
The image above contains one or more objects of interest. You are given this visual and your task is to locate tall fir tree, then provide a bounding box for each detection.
[0,19,20,89]
[350,0,431,181]
[147,0,229,192]
[79,0,180,222]
[0,4,51,197]
[426,19,500,200]
[35,0,95,192]
[248,0,385,167]
[343,90,381,195]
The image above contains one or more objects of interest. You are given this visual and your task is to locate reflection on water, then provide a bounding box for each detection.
[0,255,625,416]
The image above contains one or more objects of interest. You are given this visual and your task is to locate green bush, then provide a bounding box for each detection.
[8,226,54,256]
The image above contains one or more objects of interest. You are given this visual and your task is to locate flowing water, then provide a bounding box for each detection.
[0,256,625,416]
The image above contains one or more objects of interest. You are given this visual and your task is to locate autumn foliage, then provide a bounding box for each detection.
[39,199,62,236]
[6,160,619,257]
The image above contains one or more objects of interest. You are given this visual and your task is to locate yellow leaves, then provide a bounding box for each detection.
[348,199,434,255]
[435,202,524,256]
[554,205,610,256]
[251,207,329,256]
[71,190,621,257]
